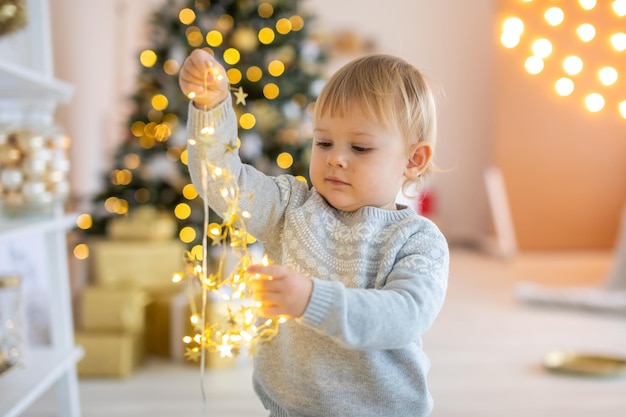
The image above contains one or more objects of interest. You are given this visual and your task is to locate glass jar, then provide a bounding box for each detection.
[0,113,71,217]
[0,275,25,374]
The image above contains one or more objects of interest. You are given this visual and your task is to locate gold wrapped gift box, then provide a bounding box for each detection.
[90,239,186,292]
[75,332,144,378]
[106,207,177,241]
[80,286,148,333]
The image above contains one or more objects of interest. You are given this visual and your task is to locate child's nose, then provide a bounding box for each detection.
[327,150,347,168]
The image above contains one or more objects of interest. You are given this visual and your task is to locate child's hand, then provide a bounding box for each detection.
[248,264,314,319]
[179,48,229,109]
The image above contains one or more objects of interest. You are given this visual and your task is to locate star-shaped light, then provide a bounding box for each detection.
[233,86,248,105]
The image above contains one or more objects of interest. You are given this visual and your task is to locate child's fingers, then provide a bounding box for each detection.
[247,264,283,278]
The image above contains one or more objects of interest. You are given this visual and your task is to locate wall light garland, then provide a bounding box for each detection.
[500,0,626,117]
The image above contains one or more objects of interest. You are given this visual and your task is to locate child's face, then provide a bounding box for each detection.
[310,107,411,212]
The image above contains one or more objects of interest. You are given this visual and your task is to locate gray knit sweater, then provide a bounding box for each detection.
[187,99,449,417]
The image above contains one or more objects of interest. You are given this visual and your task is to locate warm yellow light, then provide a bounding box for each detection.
[611,33,626,51]
[179,226,197,243]
[247,66,263,82]
[130,121,145,137]
[206,30,223,47]
[612,0,626,16]
[599,67,618,86]
[182,183,198,199]
[555,78,575,96]
[227,68,242,84]
[123,153,140,170]
[179,8,196,25]
[295,175,308,184]
[209,223,221,236]
[175,203,192,220]
[531,38,552,58]
[258,2,274,18]
[263,83,279,99]
[585,93,605,112]
[172,273,183,283]
[578,0,596,10]
[180,149,188,165]
[276,152,294,169]
[500,32,520,48]
[276,18,292,35]
[190,245,203,260]
[524,56,544,74]
[104,197,128,215]
[73,244,89,260]
[258,27,275,44]
[268,60,285,77]
[563,56,583,75]
[164,59,180,75]
[151,94,169,111]
[76,213,93,230]
[289,15,304,31]
[502,17,524,35]
[186,27,204,47]
[140,50,157,67]
[545,7,565,26]
[223,48,241,65]
[239,113,256,129]
[576,24,596,42]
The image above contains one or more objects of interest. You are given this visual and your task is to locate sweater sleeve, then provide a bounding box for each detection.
[299,222,449,350]
[186,100,305,243]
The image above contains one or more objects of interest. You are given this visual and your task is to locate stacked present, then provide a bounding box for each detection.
[76,207,235,377]
[76,207,185,378]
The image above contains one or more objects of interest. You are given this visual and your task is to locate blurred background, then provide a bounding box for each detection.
[1,0,626,416]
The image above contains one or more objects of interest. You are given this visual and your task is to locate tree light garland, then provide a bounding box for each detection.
[172,81,285,363]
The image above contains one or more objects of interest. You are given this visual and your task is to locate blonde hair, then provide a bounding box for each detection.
[313,54,438,192]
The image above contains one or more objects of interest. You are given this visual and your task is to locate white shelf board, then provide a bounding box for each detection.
[0,345,84,417]
[0,60,73,103]
[0,213,78,242]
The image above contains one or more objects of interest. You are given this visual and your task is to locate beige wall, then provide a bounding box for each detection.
[495,0,626,249]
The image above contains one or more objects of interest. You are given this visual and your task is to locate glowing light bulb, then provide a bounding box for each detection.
[525,56,544,74]
[613,0,626,16]
[599,67,618,86]
[563,56,583,75]
[500,32,520,48]
[611,33,626,51]
[502,17,524,35]
[531,38,552,58]
[578,0,596,10]
[585,93,605,112]
[555,78,575,96]
[545,7,565,26]
[619,101,626,118]
[576,24,596,42]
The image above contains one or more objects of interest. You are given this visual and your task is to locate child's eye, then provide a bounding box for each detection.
[315,141,332,148]
[352,145,370,153]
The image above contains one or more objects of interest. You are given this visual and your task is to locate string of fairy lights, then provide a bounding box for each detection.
[500,0,626,117]
[72,2,311,360]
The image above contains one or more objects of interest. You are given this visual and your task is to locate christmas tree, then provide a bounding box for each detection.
[87,0,327,247]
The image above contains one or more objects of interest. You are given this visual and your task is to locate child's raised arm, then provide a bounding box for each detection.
[179,48,229,109]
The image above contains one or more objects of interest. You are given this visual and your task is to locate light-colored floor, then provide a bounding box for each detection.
[20,249,626,416]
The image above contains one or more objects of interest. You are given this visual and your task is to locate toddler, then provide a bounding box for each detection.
[179,49,449,417]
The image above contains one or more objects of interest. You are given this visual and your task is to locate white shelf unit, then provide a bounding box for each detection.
[0,214,83,417]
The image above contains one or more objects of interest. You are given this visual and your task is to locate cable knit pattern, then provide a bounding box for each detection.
[187,100,449,417]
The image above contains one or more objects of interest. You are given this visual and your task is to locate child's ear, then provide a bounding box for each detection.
[405,142,432,179]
